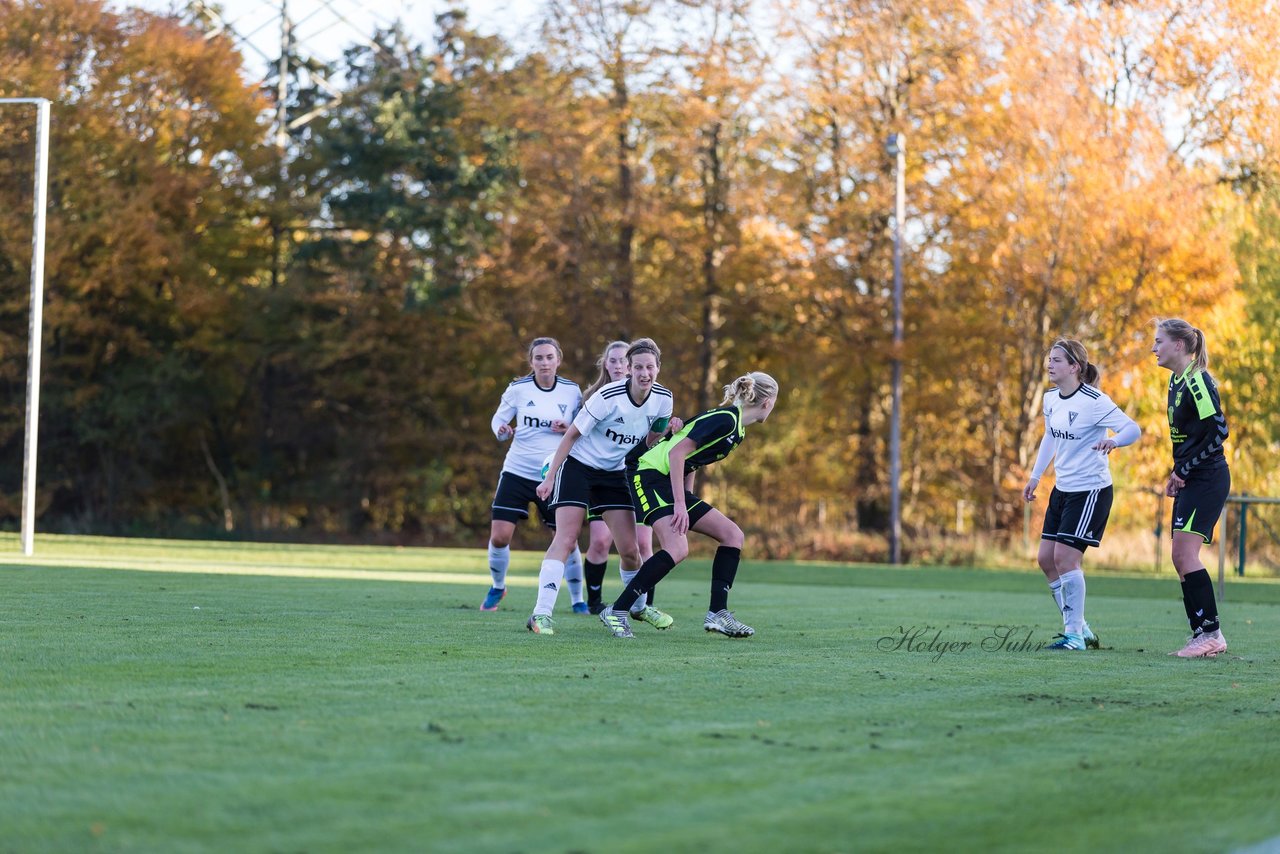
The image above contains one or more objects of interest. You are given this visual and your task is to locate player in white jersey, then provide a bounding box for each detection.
[526,338,675,635]
[1023,339,1140,650]
[580,340,660,614]
[480,337,586,612]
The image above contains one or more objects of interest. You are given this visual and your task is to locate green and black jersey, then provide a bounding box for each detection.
[633,406,745,476]
[1168,365,1228,479]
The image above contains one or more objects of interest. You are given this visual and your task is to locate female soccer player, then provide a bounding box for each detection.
[599,371,779,640]
[480,337,586,612]
[580,340,660,614]
[1153,318,1231,658]
[1022,339,1140,650]
[527,338,675,635]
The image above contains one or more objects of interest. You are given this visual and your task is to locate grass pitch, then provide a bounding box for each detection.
[2,534,1279,853]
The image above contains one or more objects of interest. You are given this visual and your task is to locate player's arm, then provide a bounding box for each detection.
[1023,416,1054,502]
[1092,407,1140,455]
[491,389,517,441]
[1173,377,1229,479]
[667,437,697,535]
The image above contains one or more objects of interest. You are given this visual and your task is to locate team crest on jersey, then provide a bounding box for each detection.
[1068,411,1079,425]
[558,404,567,414]
[1174,389,1184,408]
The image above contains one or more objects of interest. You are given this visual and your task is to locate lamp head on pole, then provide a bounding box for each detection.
[885,133,905,157]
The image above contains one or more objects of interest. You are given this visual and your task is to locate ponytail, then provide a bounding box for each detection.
[721,371,779,408]
[1156,318,1209,374]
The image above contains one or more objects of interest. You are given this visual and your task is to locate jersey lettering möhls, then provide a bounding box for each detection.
[1040,384,1134,491]
[491,375,582,481]
[570,378,673,472]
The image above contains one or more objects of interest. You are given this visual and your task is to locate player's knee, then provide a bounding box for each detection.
[1053,551,1079,574]
[665,540,690,563]
[720,523,744,550]
[618,545,642,567]
[489,530,513,549]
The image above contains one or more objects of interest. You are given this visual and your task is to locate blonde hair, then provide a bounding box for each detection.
[721,372,779,408]
[583,339,629,399]
[1157,318,1209,374]
[626,337,661,365]
[1049,339,1100,386]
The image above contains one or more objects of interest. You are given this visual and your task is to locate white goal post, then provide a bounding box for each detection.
[1,97,51,556]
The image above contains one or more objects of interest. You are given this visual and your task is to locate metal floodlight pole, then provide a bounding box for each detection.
[0,97,51,556]
[886,133,905,566]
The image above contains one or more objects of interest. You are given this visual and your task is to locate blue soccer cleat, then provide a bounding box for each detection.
[480,587,506,611]
[571,602,590,615]
[1045,633,1086,651]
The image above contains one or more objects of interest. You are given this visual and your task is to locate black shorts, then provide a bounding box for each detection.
[491,471,555,528]
[629,468,713,528]
[1041,485,1113,551]
[550,455,634,514]
[1172,465,1231,544]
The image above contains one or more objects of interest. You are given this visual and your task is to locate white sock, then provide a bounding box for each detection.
[1048,578,1065,627]
[564,546,584,605]
[488,543,510,589]
[619,568,642,613]
[1059,569,1085,636]
[534,559,564,616]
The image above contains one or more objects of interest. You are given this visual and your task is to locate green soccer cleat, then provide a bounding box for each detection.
[630,605,674,630]
[1082,623,1100,650]
[526,614,555,635]
[598,608,634,639]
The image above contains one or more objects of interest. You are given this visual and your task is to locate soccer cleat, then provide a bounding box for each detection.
[599,608,634,639]
[587,601,607,615]
[526,614,555,635]
[571,602,591,615]
[1082,623,1100,650]
[630,605,674,630]
[704,609,754,638]
[1044,633,1086,650]
[480,587,506,611]
[1174,630,1227,658]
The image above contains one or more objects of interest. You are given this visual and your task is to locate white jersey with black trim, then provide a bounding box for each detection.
[491,375,582,481]
[570,378,674,472]
[1036,384,1137,491]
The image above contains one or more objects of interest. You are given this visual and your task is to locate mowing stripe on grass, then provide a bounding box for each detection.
[5,556,517,587]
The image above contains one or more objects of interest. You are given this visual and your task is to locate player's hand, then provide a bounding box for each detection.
[550,419,568,433]
[671,506,690,535]
[668,416,684,434]
[536,478,553,501]
[1022,479,1038,502]
[496,424,514,441]
[1164,472,1185,497]
[1092,439,1117,455]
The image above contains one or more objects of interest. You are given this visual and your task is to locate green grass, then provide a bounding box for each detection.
[2,534,1279,853]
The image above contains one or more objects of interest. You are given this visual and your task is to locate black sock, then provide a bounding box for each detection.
[646,587,655,606]
[612,551,677,613]
[1179,579,1199,633]
[1183,568,1220,634]
[709,546,742,613]
[584,560,607,605]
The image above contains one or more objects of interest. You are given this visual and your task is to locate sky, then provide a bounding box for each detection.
[121,0,543,80]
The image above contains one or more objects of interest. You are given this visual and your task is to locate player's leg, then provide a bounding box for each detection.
[637,523,656,605]
[690,508,754,638]
[528,505,587,634]
[1045,541,1087,650]
[1169,471,1230,658]
[583,516,613,614]
[482,518,517,611]
[1037,490,1067,631]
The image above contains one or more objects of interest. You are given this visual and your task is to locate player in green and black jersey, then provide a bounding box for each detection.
[598,372,780,639]
[1154,318,1231,658]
